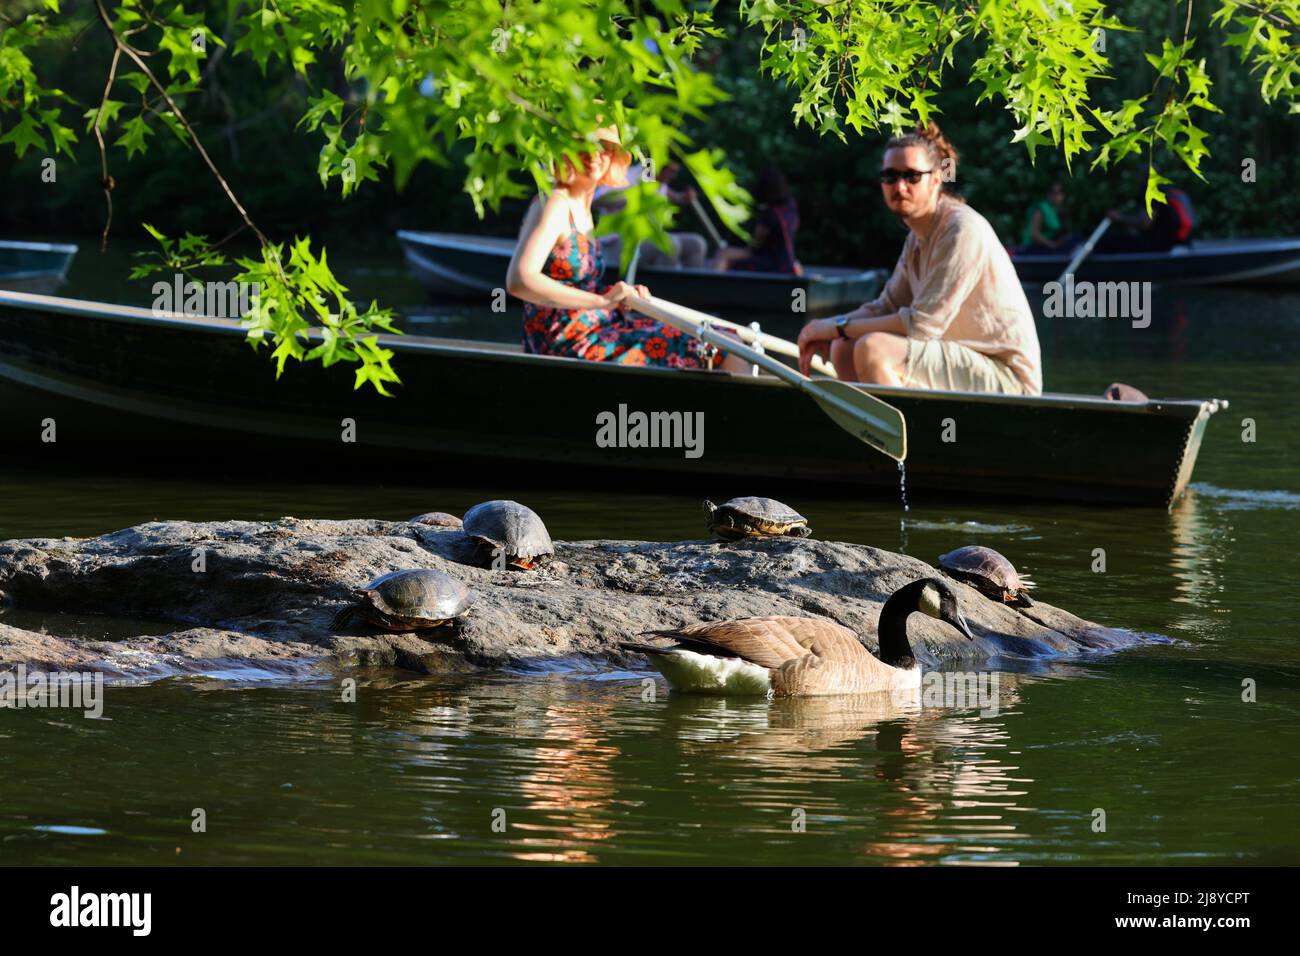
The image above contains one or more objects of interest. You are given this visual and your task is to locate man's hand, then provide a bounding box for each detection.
[797,317,837,375]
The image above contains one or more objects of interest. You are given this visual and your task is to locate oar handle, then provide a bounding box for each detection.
[636,294,837,378]
[690,195,726,250]
[1057,217,1111,285]
[631,294,800,382]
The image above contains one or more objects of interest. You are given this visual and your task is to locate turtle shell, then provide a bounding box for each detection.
[410,511,464,529]
[367,569,475,629]
[705,496,811,539]
[937,546,1034,606]
[462,500,554,568]
[334,568,475,632]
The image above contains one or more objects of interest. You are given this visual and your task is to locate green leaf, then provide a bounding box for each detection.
[114,114,153,159]
[0,112,46,157]
[1144,167,1172,216]
[83,99,125,132]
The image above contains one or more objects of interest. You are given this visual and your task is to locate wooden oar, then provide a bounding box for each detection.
[630,294,907,461]
[1056,218,1111,285]
[690,194,726,250]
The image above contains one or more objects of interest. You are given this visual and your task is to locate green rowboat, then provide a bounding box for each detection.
[0,290,1224,507]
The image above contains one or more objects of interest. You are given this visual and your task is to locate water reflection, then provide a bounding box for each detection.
[1167,488,1229,609]
[598,672,1041,865]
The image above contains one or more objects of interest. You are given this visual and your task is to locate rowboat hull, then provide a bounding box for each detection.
[0,291,1224,507]
[1013,236,1300,287]
[396,230,885,316]
[0,240,78,294]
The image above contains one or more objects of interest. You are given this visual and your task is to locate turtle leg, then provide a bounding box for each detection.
[330,604,357,631]
[787,526,813,539]
[1011,591,1035,608]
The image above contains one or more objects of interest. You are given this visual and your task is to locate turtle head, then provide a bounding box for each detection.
[702,500,717,521]
[917,578,975,640]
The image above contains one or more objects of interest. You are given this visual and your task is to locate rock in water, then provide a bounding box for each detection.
[0,518,1149,676]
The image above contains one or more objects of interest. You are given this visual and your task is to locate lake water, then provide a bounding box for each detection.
[1,238,1297,865]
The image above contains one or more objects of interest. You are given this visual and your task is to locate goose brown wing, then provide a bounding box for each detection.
[667,616,869,671]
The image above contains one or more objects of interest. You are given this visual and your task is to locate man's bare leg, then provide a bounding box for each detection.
[853,332,909,386]
[829,337,858,380]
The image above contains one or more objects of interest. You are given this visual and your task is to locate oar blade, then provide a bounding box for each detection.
[808,378,908,462]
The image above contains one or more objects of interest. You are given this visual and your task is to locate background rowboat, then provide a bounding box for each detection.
[1012,236,1300,287]
[0,290,1225,508]
[0,239,78,294]
[396,229,885,316]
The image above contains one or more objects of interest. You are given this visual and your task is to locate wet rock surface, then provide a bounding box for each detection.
[0,518,1150,677]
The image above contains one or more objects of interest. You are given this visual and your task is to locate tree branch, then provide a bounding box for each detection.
[91,45,121,253]
[93,0,271,251]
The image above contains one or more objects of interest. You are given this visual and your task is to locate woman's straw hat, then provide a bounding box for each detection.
[593,122,623,146]
[589,121,630,187]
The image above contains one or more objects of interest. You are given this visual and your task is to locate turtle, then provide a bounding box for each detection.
[462,499,554,570]
[410,511,464,529]
[704,497,812,540]
[937,546,1035,607]
[330,569,476,632]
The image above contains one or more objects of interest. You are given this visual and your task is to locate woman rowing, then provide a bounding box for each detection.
[507,123,748,372]
[797,123,1042,396]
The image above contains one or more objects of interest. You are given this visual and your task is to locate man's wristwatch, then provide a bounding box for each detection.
[834,315,850,339]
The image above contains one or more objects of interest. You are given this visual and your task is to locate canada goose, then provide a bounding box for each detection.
[622,578,974,697]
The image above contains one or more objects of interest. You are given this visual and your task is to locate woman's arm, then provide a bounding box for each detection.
[506,193,623,310]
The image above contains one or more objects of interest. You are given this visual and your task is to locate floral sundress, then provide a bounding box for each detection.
[522,209,718,368]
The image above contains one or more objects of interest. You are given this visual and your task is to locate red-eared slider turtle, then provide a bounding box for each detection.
[704,497,812,540]
[331,569,476,631]
[463,499,553,570]
[410,511,464,529]
[938,546,1035,607]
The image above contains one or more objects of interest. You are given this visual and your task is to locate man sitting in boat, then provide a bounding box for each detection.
[713,167,801,274]
[797,123,1042,396]
[593,158,709,270]
[506,123,749,371]
[1097,186,1196,254]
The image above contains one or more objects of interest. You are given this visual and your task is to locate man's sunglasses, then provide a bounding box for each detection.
[877,168,934,185]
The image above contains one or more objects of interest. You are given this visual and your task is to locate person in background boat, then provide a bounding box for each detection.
[506,124,750,372]
[1016,181,1078,255]
[1096,187,1196,253]
[796,123,1042,396]
[594,159,709,269]
[713,167,801,274]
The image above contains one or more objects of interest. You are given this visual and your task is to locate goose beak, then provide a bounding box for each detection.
[946,609,975,640]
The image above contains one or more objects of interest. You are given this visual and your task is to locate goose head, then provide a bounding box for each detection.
[915,577,975,640]
[877,577,975,670]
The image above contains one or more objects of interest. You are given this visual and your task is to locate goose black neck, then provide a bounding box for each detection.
[878,580,929,669]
